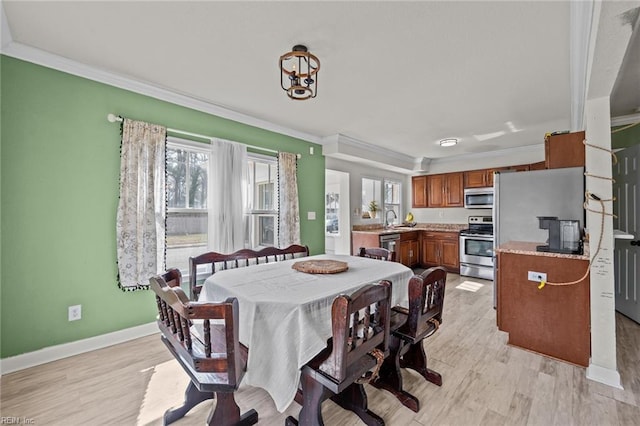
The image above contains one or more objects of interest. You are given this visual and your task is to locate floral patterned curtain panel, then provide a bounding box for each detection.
[116,119,167,291]
[277,152,300,247]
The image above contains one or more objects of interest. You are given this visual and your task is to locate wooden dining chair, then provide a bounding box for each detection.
[358,247,395,262]
[189,244,310,299]
[371,266,447,412]
[286,281,392,426]
[149,273,258,426]
[161,267,183,288]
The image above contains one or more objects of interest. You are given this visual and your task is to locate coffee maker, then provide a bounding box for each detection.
[536,216,583,254]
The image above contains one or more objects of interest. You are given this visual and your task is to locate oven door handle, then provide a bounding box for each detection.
[460,235,494,241]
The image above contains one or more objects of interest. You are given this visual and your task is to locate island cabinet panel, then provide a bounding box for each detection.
[351,232,381,256]
[398,231,419,267]
[420,231,459,272]
[412,175,428,208]
[496,251,590,367]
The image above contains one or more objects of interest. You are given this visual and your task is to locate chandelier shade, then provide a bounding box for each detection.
[279,44,320,100]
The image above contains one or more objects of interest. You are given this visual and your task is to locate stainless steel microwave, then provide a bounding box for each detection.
[464,187,494,209]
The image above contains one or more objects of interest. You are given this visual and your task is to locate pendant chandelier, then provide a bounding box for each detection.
[279,44,320,100]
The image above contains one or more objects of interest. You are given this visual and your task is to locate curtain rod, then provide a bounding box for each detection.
[107,113,284,156]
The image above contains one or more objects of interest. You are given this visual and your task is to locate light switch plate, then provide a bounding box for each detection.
[307,211,316,220]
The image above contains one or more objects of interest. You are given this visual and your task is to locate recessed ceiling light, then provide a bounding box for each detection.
[439,138,458,147]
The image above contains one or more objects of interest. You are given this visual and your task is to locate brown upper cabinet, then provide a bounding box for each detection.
[464,164,532,188]
[545,131,585,169]
[464,169,494,188]
[414,162,545,207]
[412,175,428,208]
[529,161,546,170]
[428,172,463,207]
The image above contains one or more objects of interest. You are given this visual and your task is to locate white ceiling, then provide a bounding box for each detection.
[2,1,639,168]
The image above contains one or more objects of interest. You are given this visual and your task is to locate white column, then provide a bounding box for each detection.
[584,96,621,388]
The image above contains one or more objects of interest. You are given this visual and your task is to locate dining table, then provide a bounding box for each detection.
[198,253,414,412]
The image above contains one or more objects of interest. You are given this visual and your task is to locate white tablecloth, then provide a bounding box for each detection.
[198,254,413,412]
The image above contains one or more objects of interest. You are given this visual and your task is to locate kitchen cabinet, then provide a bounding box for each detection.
[465,164,532,188]
[428,172,463,207]
[421,231,459,272]
[398,231,419,267]
[545,131,585,169]
[529,161,546,170]
[464,169,491,188]
[464,168,501,188]
[496,247,590,366]
[505,164,530,172]
[412,175,428,208]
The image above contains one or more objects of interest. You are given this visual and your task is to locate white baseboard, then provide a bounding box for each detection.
[586,362,623,389]
[0,322,158,375]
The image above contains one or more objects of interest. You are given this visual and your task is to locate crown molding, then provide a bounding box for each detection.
[0,40,323,145]
[321,133,429,174]
[432,143,544,165]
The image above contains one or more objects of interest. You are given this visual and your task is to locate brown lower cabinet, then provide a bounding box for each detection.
[421,231,459,273]
[398,231,419,268]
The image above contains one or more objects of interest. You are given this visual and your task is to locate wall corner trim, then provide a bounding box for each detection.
[586,362,623,389]
[0,322,158,375]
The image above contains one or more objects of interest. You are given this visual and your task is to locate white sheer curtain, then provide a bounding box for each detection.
[116,119,166,291]
[278,152,300,247]
[209,139,248,253]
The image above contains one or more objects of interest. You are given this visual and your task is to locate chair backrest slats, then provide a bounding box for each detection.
[358,247,395,262]
[405,267,447,338]
[320,280,391,382]
[189,244,310,299]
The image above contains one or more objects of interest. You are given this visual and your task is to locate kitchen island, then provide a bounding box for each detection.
[495,241,590,366]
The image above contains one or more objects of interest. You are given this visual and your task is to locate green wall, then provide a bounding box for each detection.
[612,123,640,149]
[0,56,325,358]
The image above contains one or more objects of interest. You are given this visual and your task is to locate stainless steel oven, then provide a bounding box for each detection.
[460,216,494,280]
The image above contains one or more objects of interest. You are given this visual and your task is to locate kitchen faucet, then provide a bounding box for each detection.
[385,209,397,228]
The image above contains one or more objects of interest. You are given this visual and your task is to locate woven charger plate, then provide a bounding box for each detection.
[292,259,349,274]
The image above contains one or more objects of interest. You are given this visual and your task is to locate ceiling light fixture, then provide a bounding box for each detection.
[279,44,320,100]
[439,138,458,147]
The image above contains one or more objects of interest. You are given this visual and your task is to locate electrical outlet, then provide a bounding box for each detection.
[68,305,82,321]
[527,271,547,282]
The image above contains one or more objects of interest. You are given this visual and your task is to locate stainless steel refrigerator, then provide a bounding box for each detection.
[492,167,585,306]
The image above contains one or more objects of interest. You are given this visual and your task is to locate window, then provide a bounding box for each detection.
[384,180,401,225]
[165,138,280,274]
[165,139,209,273]
[361,178,382,217]
[325,192,340,234]
[246,156,278,248]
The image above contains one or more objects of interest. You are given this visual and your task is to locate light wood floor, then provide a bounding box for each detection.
[2,274,639,425]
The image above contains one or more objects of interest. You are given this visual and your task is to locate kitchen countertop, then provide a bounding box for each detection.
[352,223,467,235]
[495,241,589,260]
